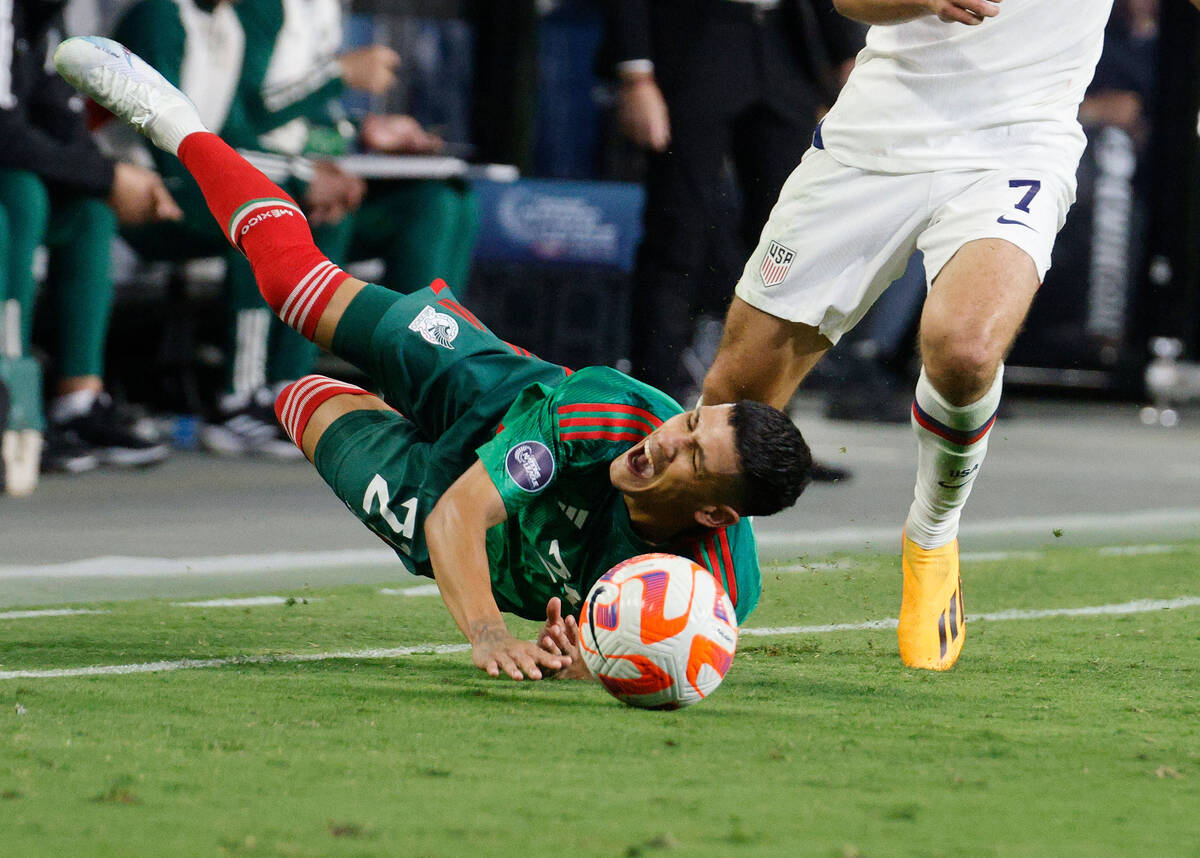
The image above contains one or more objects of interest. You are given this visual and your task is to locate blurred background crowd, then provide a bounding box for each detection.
[2,0,1198,497]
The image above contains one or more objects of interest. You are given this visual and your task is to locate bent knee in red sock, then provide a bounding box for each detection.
[275,375,373,449]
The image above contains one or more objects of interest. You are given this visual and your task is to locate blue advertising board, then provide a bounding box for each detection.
[470,179,645,272]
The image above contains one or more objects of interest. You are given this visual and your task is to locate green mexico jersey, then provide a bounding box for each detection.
[475,367,761,624]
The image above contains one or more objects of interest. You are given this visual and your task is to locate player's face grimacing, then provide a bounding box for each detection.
[611,403,742,540]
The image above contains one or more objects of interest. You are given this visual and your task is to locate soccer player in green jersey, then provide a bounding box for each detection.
[55,36,813,681]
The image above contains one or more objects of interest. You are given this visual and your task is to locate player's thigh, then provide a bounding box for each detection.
[121,217,229,262]
[918,170,1068,380]
[703,296,831,409]
[303,398,456,568]
[734,149,930,347]
[920,168,1069,293]
[919,238,1040,400]
[0,169,50,247]
[330,280,564,445]
[44,193,117,255]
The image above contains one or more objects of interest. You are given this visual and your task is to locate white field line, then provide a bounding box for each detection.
[379,585,441,597]
[773,561,850,574]
[172,597,321,608]
[1097,544,1176,556]
[0,609,109,620]
[0,549,398,580]
[741,595,1200,637]
[773,550,1047,573]
[3,512,1196,580]
[961,550,1044,563]
[754,507,1200,549]
[2,596,1197,681]
[0,644,472,680]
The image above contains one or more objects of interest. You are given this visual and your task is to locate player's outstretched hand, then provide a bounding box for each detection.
[538,597,591,680]
[470,617,570,681]
[927,0,1000,25]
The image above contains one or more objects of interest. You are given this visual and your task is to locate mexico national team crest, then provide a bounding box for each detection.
[505,441,555,493]
[759,240,796,288]
[408,305,459,349]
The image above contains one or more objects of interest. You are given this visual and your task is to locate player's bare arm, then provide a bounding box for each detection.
[833,0,1000,25]
[424,461,571,681]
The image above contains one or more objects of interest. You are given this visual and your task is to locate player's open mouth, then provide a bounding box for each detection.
[627,440,654,480]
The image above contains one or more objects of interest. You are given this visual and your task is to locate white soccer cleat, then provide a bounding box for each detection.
[53,36,205,155]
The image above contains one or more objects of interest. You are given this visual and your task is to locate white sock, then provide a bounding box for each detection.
[152,100,207,156]
[905,365,1003,549]
[49,389,101,424]
[231,308,270,399]
[1,299,21,358]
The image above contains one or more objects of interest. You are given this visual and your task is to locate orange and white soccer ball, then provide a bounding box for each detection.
[579,553,738,710]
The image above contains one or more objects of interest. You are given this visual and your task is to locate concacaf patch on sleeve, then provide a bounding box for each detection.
[759,240,796,288]
[505,441,555,493]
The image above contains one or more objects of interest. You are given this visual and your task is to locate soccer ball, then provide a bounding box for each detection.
[579,553,738,710]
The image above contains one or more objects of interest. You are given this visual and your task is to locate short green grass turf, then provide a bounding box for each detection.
[2,542,1198,857]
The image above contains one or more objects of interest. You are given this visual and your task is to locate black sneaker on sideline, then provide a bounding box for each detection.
[41,424,101,474]
[201,389,302,461]
[54,393,171,468]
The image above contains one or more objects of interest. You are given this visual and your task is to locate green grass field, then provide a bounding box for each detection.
[3,542,1198,857]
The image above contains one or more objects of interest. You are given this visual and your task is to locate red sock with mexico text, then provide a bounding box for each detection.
[177,132,349,340]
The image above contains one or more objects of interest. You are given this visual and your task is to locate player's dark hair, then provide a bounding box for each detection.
[729,400,812,517]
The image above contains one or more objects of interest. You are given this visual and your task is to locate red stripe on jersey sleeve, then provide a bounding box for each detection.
[560,430,646,442]
[716,529,737,605]
[437,298,485,330]
[559,416,654,432]
[557,402,663,428]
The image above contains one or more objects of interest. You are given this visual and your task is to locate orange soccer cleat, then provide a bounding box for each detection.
[898,533,965,670]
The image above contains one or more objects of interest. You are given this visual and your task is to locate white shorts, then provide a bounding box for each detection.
[735,148,1074,344]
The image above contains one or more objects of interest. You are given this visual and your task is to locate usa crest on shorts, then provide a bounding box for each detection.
[759,240,796,288]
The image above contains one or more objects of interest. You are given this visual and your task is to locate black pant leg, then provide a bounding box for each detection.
[628,16,756,399]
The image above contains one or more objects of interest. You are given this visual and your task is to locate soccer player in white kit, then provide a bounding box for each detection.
[702,0,1121,670]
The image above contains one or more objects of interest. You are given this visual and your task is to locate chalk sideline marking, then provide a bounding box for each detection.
[379,585,441,597]
[172,597,322,608]
[3,512,1198,579]
[0,644,472,680]
[741,595,1200,637]
[772,550,1049,574]
[3,595,1197,681]
[0,549,398,580]
[0,609,109,620]
[755,507,1200,549]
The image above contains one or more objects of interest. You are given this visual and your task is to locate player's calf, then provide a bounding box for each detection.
[171,132,356,342]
